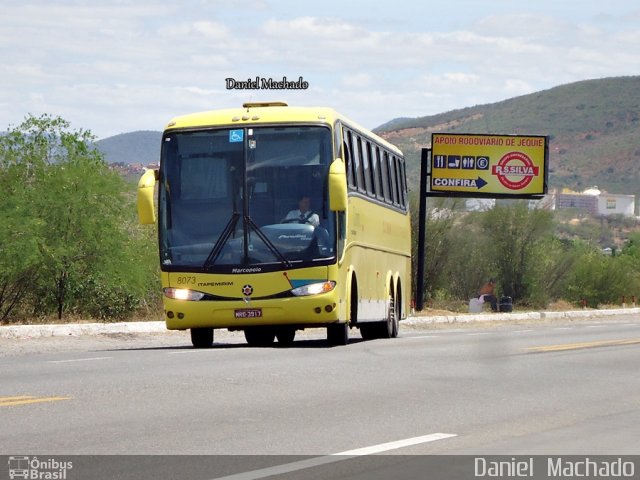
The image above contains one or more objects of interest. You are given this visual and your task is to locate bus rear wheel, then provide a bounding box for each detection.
[359,324,378,340]
[190,327,214,348]
[359,295,398,340]
[380,295,399,339]
[244,326,276,347]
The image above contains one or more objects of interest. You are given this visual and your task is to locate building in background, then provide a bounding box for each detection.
[555,186,636,217]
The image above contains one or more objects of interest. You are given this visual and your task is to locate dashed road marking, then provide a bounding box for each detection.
[47,356,112,364]
[0,395,72,407]
[208,433,457,480]
[525,337,640,353]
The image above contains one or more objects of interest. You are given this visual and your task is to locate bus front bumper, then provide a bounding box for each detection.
[163,294,341,330]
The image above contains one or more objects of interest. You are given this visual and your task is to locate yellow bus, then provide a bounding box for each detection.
[137,102,411,347]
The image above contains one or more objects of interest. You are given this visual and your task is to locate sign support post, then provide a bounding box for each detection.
[416,148,430,312]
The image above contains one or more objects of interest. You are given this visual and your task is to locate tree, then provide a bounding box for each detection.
[564,250,639,307]
[480,202,554,302]
[0,116,50,320]
[411,195,472,303]
[0,114,158,322]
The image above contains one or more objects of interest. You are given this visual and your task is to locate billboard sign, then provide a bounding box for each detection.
[428,133,548,198]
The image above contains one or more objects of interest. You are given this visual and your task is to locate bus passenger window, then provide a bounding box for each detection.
[373,146,383,200]
[399,160,408,208]
[344,130,356,190]
[363,141,375,197]
[353,135,365,193]
[389,155,400,205]
[381,151,391,204]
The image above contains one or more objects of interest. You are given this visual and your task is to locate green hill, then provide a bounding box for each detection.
[94,77,640,200]
[95,130,162,165]
[375,76,640,198]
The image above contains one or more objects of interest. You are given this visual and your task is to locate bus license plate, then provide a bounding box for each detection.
[234,309,262,319]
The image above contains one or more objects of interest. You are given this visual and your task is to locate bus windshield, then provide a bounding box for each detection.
[159,125,336,272]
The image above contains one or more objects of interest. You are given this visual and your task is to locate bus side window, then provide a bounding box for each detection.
[394,156,404,207]
[344,129,356,190]
[344,143,354,189]
[361,138,373,195]
[381,151,391,203]
[372,146,383,201]
[399,159,408,208]
[389,155,400,206]
[364,141,376,197]
[353,134,365,193]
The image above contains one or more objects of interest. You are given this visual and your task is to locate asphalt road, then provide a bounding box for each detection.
[1,315,639,478]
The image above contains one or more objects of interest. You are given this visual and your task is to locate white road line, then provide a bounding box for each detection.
[466,332,490,336]
[553,327,572,330]
[47,356,112,364]
[513,329,534,333]
[586,325,607,328]
[209,433,457,480]
[334,433,457,455]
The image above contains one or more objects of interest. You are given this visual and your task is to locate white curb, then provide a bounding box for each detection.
[1,307,639,339]
[404,307,640,326]
[0,321,166,339]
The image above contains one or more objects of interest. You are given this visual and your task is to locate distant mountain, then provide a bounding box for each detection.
[94,77,640,200]
[375,76,640,198]
[374,117,413,132]
[95,130,162,165]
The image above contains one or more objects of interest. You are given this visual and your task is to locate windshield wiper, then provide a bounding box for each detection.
[203,213,292,270]
[246,216,292,269]
[203,213,240,269]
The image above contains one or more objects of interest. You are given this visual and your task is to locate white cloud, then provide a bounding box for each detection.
[1,1,640,137]
[340,73,372,88]
[504,79,535,96]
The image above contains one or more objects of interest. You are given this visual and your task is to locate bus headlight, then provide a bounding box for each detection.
[164,288,205,301]
[290,281,336,297]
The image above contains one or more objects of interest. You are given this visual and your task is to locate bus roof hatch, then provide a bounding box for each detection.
[242,101,289,109]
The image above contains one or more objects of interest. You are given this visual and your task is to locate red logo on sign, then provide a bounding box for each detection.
[492,152,539,190]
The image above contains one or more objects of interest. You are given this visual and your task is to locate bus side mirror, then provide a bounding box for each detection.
[137,169,158,224]
[328,159,347,212]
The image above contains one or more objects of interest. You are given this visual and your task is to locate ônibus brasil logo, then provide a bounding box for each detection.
[492,151,539,190]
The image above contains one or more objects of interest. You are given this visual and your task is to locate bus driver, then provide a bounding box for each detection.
[282,195,320,227]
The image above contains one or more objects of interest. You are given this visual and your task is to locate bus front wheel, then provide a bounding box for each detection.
[275,326,296,346]
[191,327,214,348]
[327,322,349,346]
[244,326,276,347]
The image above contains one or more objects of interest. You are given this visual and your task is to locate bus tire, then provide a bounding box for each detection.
[275,327,296,346]
[381,294,399,339]
[191,327,213,348]
[392,284,401,338]
[244,326,276,347]
[359,324,377,340]
[327,322,349,346]
[361,295,397,340]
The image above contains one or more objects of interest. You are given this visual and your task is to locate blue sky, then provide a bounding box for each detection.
[2,0,639,139]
